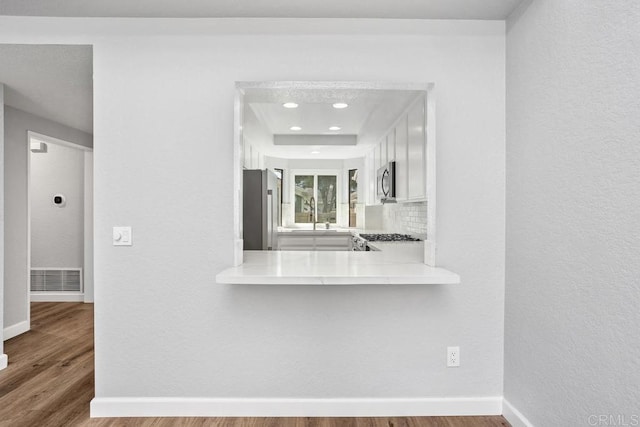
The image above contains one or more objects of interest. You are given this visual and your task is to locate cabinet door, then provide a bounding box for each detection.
[394,115,408,201]
[367,150,376,205]
[277,235,315,250]
[387,130,395,163]
[407,97,426,200]
[315,235,351,251]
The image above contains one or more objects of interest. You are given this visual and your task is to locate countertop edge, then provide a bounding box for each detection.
[216,268,461,286]
[215,249,460,286]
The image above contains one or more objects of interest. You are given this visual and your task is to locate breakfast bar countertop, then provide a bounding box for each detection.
[215,245,460,285]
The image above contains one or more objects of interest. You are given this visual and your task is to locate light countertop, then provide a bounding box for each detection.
[216,243,460,285]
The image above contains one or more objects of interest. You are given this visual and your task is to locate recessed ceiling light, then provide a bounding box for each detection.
[283,102,298,109]
[290,126,302,131]
[311,151,320,154]
[329,126,341,131]
[332,103,348,109]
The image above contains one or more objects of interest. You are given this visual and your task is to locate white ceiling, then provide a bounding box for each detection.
[0,2,524,136]
[0,45,93,133]
[243,86,422,159]
[248,89,421,136]
[0,0,525,20]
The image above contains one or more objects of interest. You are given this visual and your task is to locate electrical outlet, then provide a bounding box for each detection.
[447,346,460,367]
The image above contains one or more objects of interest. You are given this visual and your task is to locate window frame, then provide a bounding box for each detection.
[290,169,342,226]
[233,81,436,269]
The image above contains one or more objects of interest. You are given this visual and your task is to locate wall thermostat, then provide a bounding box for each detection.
[53,194,66,207]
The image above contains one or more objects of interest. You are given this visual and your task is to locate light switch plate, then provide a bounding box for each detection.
[113,226,132,246]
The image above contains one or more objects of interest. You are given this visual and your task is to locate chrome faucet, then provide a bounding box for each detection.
[309,196,317,230]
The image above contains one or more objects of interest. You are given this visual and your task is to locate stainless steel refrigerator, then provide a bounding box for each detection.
[243,169,279,250]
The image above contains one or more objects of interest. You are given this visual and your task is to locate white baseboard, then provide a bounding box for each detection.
[3,320,29,341]
[91,396,502,418]
[0,354,7,370]
[503,399,535,427]
[30,292,84,302]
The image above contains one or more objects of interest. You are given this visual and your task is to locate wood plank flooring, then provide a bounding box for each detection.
[1,303,510,427]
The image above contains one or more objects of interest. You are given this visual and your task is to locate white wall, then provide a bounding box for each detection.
[2,18,505,413]
[92,24,505,404]
[31,142,84,268]
[4,106,92,335]
[505,1,640,425]
[0,83,5,365]
[83,152,94,303]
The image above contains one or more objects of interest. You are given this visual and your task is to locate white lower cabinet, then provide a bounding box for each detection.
[278,233,352,251]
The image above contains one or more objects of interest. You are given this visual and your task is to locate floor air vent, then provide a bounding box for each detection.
[31,269,83,292]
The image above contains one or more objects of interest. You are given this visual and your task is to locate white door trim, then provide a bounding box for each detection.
[83,151,94,302]
[3,320,30,341]
[29,131,92,152]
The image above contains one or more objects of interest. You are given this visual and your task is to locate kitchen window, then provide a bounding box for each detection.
[293,171,339,225]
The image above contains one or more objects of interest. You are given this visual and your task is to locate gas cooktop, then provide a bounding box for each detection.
[359,233,422,242]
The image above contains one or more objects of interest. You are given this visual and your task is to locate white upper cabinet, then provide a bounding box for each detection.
[387,129,395,163]
[366,94,427,205]
[394,115,408,201]
[376,141,384,169]
[407,96,426,200]
[367,150,376,205]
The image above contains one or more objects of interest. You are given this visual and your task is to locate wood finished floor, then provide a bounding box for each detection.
[1,303,511,427]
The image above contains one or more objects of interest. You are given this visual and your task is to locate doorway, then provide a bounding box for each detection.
[27,131,93,305]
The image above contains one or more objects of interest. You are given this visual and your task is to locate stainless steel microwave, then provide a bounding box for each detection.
[376,161,396,203]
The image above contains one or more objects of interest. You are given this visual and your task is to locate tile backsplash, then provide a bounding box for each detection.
[365,201,428,237]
